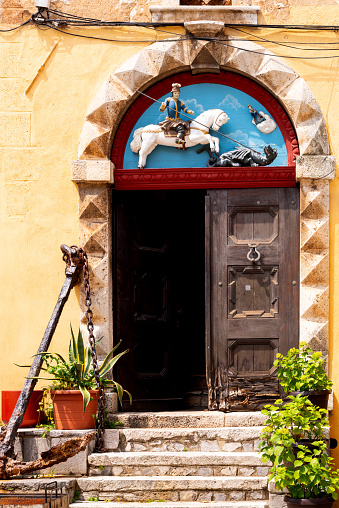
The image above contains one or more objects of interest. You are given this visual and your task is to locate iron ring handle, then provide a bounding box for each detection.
[247,243,261,263]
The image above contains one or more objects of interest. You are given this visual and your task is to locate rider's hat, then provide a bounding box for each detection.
[171,83,181,93]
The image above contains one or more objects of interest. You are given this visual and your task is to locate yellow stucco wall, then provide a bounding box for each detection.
[1,5,339,482]
[0,25,163,400]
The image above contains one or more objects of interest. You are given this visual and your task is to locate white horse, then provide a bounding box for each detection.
[130,109,229,169]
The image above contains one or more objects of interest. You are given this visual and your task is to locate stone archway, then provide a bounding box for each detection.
[71,22,334,364]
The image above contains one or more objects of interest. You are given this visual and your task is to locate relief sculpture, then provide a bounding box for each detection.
[130,82,229,169]
[129,82,282,170]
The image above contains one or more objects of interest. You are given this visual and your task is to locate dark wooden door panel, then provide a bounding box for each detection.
[115,190,206,411]
[206,188,299,411]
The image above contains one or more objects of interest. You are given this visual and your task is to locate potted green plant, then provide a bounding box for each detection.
[259,396,338,507]
[259,395,329,463]
[19,327,131,429]
[266,441,339,507]
[274,342,333,409]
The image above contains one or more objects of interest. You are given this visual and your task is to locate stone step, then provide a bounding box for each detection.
[76,475,268,503]
[108,411,266,429]
[0,477,76,501]
[114,427,262,452]
[70,502,269,508]
[88,451,269,477]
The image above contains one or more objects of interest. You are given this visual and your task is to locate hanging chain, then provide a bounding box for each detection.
[81,250,106,452]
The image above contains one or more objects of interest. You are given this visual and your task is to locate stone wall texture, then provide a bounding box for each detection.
[1,0,339,24]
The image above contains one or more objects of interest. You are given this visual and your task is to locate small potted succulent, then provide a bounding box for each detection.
[19,327,131,429]
[274,342,333,409]
[260,396,338,507]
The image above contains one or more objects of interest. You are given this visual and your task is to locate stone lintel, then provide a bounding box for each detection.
[150,6,260,24]
[71,159,114,184]
[296,155,335,181]
[184,21,225,38]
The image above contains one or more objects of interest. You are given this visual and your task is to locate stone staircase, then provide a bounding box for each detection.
[70,410,270,508]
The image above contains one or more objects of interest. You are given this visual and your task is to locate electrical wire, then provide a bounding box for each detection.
[36,9,339,31]
[229,26,339,51]
[35,21,339,60]
[4,8,339,60]
[0,18,31,32]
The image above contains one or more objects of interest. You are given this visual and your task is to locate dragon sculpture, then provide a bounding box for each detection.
[205,145,277,167]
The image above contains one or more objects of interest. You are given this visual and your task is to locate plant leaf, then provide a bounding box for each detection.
[70,325,78,363]
[99,350,129,377]
[84,346,92,378]
[79,385,91,414]
[77,329,85,365]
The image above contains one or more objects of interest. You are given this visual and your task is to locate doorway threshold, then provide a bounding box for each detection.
[108,410,266,428]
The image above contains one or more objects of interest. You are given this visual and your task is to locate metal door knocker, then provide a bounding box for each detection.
[247,242,261,263]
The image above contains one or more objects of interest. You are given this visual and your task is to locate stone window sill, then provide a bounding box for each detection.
[150,5,260,24]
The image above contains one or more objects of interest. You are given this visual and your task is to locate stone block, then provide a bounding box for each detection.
[270,491,287,508]
[197,467,213,476]
[224,412,266,427]
[0,478,76,502]
[223,442,242,452]
[103,429,120,450]
[71,159,114,183]
[105,392,118,414]
[112,410,226,428]
[200,440,221,452]
[230,491,246,500]
[0,112,30,146]
[296,155,335,181]
[239,467,255,476]
[134,443,148,451]
[16,429,95,476]
[150,6,260,23]
[220,466,237,475]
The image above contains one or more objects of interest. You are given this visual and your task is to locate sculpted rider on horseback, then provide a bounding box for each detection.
[159,83,194,147]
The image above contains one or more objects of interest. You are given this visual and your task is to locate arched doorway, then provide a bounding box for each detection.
[110,71,299,411]
[72,29,334,412]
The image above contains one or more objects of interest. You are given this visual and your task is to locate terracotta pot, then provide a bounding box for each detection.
[289,390,331,410]
[51,390,99,430]
[1,390,44,427]
[284,496,334,507]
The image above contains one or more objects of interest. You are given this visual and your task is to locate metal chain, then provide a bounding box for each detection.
[81,249,106,452]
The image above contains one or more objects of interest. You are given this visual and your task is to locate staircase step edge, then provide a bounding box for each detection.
[70,502,269,508]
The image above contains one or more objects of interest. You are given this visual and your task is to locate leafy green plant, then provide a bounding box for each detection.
[259,395,339,500]
[36,388,55,432]
[18,326,131,413]
[268,441,339,500]
[274,342,333,392]
[72,491,80,503]
[259,395,328,465]
[88,495,99,502]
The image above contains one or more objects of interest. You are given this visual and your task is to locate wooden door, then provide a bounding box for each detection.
[206,188,299,411]
[114,190,206,411]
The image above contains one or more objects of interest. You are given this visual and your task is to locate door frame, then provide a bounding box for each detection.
[71,29,334,385]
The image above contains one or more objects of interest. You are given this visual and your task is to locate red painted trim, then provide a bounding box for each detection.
[111,71,298,190]
[114,166,296,190]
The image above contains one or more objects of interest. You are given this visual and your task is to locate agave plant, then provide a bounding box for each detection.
[19,326,131,413]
